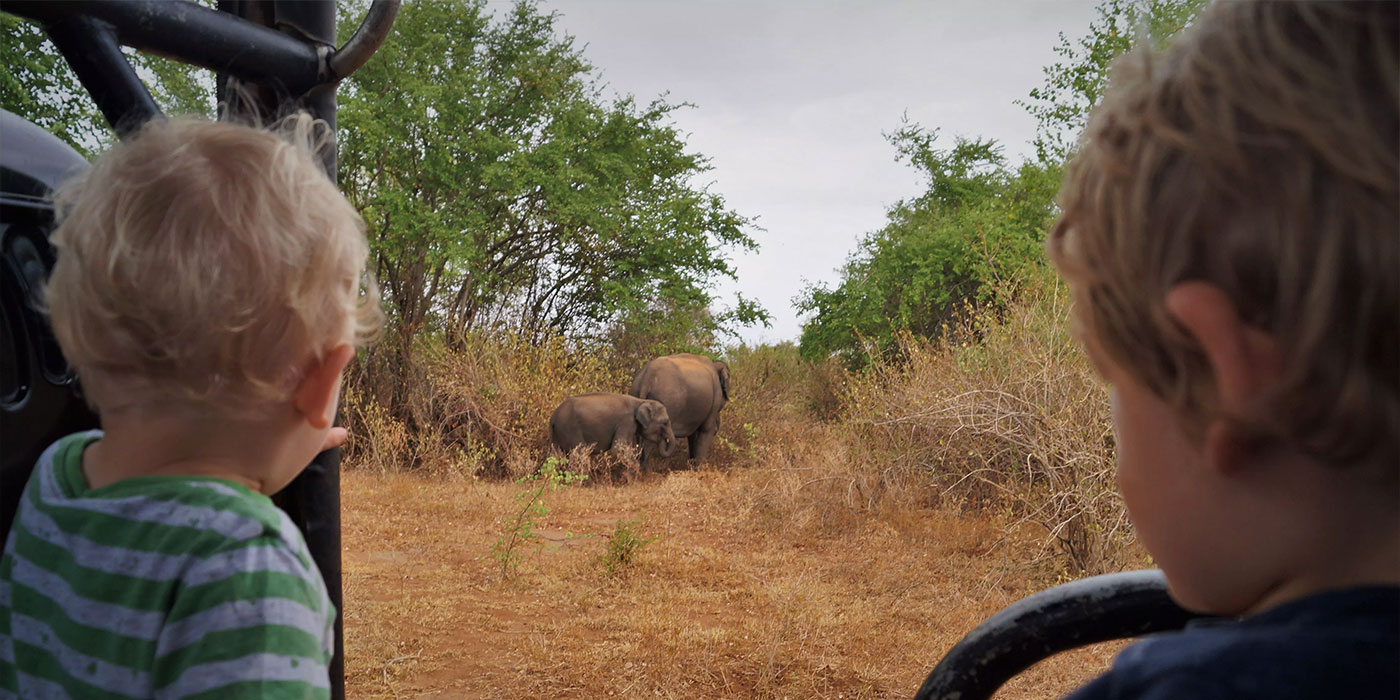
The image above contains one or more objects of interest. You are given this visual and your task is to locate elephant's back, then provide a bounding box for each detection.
[551,392,635,449]
[637,356,719,437]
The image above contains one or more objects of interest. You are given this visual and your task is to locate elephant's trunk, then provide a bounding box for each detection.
[658,430,678,458]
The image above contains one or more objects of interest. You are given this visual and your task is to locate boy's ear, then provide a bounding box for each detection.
[293,344,355,430]
[1165,282,1283,473]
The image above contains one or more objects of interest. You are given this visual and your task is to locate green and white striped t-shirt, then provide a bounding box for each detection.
[0,431,335,699]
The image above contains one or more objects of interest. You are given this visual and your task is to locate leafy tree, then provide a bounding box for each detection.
[337,0,765,355]
[1020,0,1208,164]
[1,15,111,156]
[797,125,1058,365]
[797,0,1206,365]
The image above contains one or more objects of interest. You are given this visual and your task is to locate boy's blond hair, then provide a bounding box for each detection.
[46,114,382,414]
[1049,2,1398,471]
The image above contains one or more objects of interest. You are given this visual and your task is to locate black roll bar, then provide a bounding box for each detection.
[40,13,162,136]
[5,0,326,97]
[4,0,401,129]
[330,0,402,80]
[912,570,1209,700]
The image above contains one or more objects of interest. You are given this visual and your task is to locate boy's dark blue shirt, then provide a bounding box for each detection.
[1063,586,1400,700]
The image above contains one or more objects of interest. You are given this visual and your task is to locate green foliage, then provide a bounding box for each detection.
[1020,0,1208,164]
[490,456,586,578]
[797,124,1060,366]
[337,0,765,355]
[596,518,655,577]
[129,51,216,119]
[0,15,107,155]
[797,0,1205,366]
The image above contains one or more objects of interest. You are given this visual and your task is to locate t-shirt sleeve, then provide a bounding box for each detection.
[151,539,335,700]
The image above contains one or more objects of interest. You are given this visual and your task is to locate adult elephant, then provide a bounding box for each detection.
[549,393,678,461]
[629,353,730,462]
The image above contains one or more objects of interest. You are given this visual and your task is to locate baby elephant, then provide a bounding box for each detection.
[549,393,678,461]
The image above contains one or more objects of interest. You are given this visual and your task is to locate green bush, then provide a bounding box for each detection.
[596,519,656,577]
[491,456,587,579]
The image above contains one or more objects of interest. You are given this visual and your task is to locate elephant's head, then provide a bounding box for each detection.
[635,399,677,457]
[713,361,730,402]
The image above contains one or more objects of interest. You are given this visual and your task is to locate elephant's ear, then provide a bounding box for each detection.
[634,399,658,427]
[714,361,730,401]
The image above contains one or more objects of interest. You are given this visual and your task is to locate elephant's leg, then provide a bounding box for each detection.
[689,416,720,461]
[611,421,642,474]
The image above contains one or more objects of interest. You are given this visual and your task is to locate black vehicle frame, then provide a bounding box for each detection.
[1,2,399,697]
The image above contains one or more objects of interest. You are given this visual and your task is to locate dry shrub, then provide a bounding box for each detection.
[552,444,646,486]
[343,331,628,478]
[338,273,1135,577]
[708,343,847,470]
[706,344,903,540]
[340,383,410,474]
[423,333,628,479]
[839,272,1135,575]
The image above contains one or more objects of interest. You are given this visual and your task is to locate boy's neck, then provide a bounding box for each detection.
[1236,458,1400,616]
[84,404,302,494]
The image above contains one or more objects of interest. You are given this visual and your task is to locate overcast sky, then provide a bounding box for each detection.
[489,0,1102,345]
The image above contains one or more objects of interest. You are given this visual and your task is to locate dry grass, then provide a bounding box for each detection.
[342,465,1127,699]
[343,332,627,479]
[838,274,1135,575]
[338,276,1147,696]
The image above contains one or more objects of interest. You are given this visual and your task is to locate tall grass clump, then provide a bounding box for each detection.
[840,271,1134,575]
[703,342,847,470]
[342,331,629,478]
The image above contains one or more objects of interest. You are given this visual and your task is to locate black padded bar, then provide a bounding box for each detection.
[5,0,324,97]
[912,570,1207,700]
[263,7,344,698]
[43,15,161,136]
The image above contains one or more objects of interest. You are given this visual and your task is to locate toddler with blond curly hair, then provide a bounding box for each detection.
[1,114,380,698]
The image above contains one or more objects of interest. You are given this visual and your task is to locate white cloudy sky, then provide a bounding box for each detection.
[489,0,1101,344]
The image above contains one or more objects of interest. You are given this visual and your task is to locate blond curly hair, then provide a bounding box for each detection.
[46,114,382,414]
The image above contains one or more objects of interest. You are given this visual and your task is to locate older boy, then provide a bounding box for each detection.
[0,114,380,698]
[1050,2,1399,698]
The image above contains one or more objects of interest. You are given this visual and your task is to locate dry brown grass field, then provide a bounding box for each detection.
[341,466,1129,699]
[339,279,1146,698]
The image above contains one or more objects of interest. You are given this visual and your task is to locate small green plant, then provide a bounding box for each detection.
[491,456,586,578]
[596,519,656,577]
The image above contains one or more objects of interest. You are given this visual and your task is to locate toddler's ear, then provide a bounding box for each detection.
[294,344,355,430]
[1165,282,1283,473]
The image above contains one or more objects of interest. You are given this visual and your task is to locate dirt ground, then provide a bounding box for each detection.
[341,466,1125,699]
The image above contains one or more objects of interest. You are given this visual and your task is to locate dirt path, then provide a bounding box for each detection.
[341,467,1121,699]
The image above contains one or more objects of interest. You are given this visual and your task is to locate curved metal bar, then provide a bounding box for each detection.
[912,570,1209,700]
[328,0,401,81]
[6,0,398,99]
[43,14,162,136]
[5,0,324,96]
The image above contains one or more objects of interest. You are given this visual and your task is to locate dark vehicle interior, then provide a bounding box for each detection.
[0,3,1202,698]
